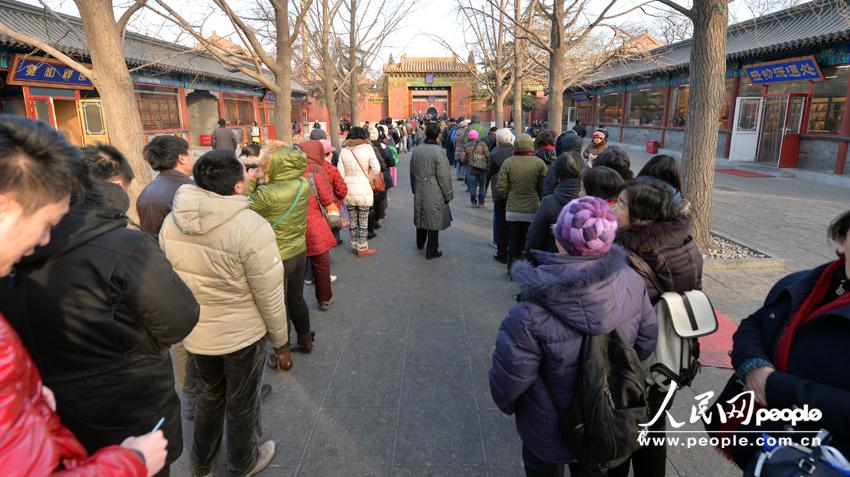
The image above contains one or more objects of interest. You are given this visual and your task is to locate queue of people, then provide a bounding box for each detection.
[0,112,405,476]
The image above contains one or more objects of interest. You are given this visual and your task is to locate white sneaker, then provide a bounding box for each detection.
[245,440,276,477]
[305,279,313,285]
[330,275,338,283]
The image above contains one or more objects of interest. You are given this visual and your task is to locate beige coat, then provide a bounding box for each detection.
[160,184,287,355]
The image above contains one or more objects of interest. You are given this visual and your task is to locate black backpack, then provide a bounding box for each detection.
[541,328,649,474]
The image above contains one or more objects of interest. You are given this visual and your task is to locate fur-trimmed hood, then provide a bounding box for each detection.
[615,216,692,254]
[511,246,642,335]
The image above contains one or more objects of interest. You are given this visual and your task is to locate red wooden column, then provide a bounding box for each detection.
[619,91,627,142]
[178,87,191,144]
[660,85,672,146]
[723,76,741,158]
[835,74,850,175]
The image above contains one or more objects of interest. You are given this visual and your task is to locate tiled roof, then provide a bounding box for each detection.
[586,0,850,84]
[384,56,475,74]
[0,0,307,93]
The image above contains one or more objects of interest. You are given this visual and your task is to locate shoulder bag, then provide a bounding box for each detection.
[306,166,340,228]
[353,153,385,193]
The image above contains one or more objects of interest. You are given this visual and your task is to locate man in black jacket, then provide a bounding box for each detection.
[0,153,199,476]
[488,128,516,263]
[572,120,587,138]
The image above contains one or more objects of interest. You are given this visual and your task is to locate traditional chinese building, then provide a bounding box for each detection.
[383,55,478,120]
[568,0,850,177]
[0,0,307,147]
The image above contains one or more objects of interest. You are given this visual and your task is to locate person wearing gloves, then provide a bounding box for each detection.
[159,150,289,477]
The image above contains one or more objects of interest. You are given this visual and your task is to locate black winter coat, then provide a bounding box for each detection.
[0,200,199,466]
[572,123,587,138]
[615,217,703,303]
[555,131,583,156]
[730,263,850,464]
[488,144,515,202]
[524,178,582,259]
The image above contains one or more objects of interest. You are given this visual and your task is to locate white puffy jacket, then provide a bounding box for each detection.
[337,142,381,207]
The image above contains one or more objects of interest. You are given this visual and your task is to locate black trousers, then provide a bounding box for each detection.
[507,221,531,269]
[191,338,266,476]
[283,251,311,341]
[416,228,440,256]
[493,200,508,260]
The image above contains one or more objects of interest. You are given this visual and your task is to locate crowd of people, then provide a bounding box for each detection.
[0,109,849,477]
[407,114,850,476]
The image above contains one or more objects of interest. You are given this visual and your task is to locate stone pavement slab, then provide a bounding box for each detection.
[169,145,847,477]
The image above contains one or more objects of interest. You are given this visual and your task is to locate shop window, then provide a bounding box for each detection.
[136,91,181,130]
[224,97,255,126]
[669,86,688,127]
[766,80,810,95]
[627,89,664,126]
[597,93,623,125]
[739,77,762,97]
[0,98,26,116]
[808,66,850,134]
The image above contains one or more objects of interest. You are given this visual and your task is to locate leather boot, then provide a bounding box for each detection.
[293,331,316,353]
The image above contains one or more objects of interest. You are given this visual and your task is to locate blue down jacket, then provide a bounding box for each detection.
[489,246,657,464]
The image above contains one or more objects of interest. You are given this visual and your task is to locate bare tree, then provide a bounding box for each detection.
[0,0,153,211]
[150,0,313,145]
[651,0,728,251]
[340,0,405,127]
[302,0,343,149]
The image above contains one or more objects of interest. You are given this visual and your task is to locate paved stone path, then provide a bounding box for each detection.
[171,146,848,477]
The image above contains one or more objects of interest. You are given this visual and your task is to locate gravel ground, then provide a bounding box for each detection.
[706,233,771,261]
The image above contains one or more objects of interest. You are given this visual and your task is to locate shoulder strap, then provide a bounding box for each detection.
[306,167,328,218]
[627,252,666,294]
[271,180,303,229]
[352,152,370,178]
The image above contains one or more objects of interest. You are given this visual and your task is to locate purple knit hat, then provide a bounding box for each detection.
[554,197,618,256]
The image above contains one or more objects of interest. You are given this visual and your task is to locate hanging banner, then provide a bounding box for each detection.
[744,56,823,84]
[7,55,94,90]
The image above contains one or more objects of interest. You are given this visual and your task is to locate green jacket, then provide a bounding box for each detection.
[497,154,547,214]
[250,147,309,261]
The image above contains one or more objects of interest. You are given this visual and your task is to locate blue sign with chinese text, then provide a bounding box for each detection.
[572,92,590,103]
[744,56,823,84]
[9,57,93,89]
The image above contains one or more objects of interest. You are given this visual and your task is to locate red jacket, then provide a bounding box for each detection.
[300,141,338,257]
[322,160,348,207]
[0,313,146,477]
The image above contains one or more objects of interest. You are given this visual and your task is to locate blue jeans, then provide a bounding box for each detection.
[455,161,467,180]
[467,170,486,205]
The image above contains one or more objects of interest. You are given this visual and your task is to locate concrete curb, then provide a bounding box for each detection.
[704,231,787,272]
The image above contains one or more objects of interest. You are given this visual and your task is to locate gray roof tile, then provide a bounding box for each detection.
[587,0,850,84]
[0,0,306,93]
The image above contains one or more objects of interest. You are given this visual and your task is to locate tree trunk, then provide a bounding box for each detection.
[546,0,564,134]
[321,0,341,150]
[75,0,151,217]
[681,0,728,251]
[493,82,504,129]
[275,5,294,144]
[348,0,359,127]
[512,0,523,132]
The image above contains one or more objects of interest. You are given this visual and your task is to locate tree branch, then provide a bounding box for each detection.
[117,0,149,34]
[653,0,692,19]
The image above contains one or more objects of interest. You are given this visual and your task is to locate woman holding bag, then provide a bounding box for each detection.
[299,140,340,311]
[337,127,381,256]
[718,210,850,470]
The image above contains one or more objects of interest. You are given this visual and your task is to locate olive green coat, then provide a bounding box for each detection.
[250,147,309,261]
